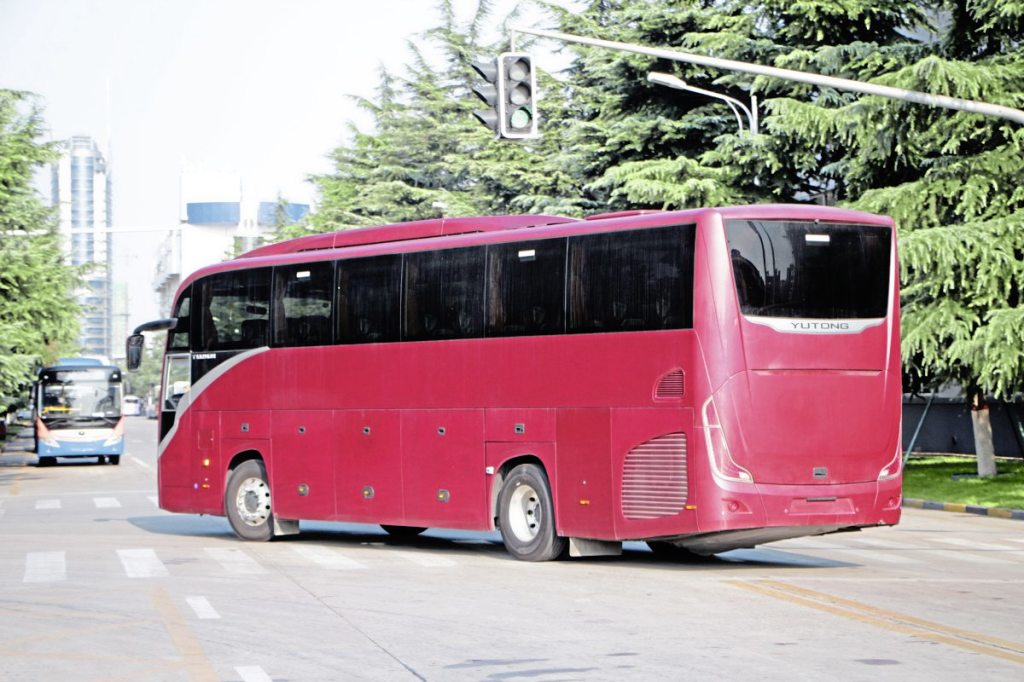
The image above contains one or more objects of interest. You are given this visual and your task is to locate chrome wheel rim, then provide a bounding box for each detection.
[508,483,541,542]
[235,476,271,527]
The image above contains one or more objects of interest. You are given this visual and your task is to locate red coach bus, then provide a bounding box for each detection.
[127,204,901,561]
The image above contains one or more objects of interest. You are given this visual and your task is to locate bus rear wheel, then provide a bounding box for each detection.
[225,460,274,541]
[497,464,566,562]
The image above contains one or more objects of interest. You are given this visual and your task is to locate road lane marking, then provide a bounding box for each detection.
[728,579,1024,666]
[205,547,266,575]
[236,666,273,682]
[390,551,458,567]
[93,497,122,509]
[132,457,153,471]
[291,545,367,570]
[35,499,62,510]
[185,596,221,620]
[117,549,169,578]
[151,587,219,682]
[24,551,66,583]
[931,537,1024,553]
[920,548,1017,565]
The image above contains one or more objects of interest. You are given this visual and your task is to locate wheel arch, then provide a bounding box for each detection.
[489,453,550,531]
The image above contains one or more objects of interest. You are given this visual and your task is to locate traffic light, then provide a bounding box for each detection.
[471,52,539,139]
[471,58,501,135]
[498,52,538,139]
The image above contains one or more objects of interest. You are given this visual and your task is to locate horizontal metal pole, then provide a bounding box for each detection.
[513,26,1024,125]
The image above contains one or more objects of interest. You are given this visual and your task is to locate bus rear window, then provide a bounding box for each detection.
[725,220,891,319]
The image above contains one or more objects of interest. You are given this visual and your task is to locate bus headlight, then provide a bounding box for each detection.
[702,396,754,484]
[103,418,126,446]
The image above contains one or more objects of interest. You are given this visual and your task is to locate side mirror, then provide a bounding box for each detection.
[126,334,145,371]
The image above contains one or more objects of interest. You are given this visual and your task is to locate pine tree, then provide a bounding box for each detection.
[0,90,81,411]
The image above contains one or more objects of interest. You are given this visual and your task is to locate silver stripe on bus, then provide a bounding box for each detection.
[157,347,270,459]
[745,316,885,334]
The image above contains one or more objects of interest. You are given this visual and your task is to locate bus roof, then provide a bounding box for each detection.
[174,204,893,301]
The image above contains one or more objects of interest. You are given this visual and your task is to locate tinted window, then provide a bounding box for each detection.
[337,255,402,344]
[168,287,191,351]
[568,225,694,333]
[404,247,485,341]
[195,269,271,351]
[725,220,891,319]
[273,262,334,347]
[487,238,566,336]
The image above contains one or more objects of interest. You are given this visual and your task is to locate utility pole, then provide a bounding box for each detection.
[511,26,1024,126]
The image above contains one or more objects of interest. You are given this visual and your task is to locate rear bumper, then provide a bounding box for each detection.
[695,476,901,534]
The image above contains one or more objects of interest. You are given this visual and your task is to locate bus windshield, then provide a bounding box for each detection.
[39,369,122,426]
[726,220,891,319]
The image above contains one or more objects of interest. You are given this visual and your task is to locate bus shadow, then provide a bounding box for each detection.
[126,515,857,568]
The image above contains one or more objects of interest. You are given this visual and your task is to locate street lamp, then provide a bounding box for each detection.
[648,72,758,135]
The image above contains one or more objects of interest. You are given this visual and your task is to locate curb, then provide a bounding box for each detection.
[904,498,1024,521]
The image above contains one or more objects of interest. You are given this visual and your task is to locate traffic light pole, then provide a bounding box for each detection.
[510,26,1024,126]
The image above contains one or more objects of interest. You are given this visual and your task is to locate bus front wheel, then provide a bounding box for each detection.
[497,464,566,562]
[108,455,120,465]
[225,460,274,541]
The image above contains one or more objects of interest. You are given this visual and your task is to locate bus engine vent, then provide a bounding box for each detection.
[655,369,685,399]
[622,432,688,520]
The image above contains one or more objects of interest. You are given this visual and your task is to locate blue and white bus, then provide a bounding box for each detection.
[34,358,125,465]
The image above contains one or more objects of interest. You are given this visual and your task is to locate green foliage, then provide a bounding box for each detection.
[0,90,81,411]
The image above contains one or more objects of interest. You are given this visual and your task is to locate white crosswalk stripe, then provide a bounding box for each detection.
[35,499,61,510]
[93,497,121,509]
[390,550,459,567]
[24,551,66,583]
[918,548,1018,565]
[206,547,266,575]
[186,596,221,620]
[117,548,169,577]
[291,545,367,570]
[236,666,273,682]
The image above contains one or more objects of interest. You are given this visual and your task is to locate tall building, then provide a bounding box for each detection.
[152,166,309,316]
[51,136,113,360]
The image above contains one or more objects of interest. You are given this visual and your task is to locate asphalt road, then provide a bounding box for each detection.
[1,418,1023,681]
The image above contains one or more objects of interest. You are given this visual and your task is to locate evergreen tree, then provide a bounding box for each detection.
[0,90,81,411]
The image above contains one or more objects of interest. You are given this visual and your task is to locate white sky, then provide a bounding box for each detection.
[0,0,563,321]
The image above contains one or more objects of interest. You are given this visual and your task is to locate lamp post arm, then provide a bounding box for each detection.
[512,26,1024,125]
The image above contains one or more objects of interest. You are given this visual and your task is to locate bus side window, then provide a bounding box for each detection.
[196,269,271,351]
[568,225,695,334]
[337,255,402,344]
[403,247,484,342]
[273,262,335,347]
[486,238,566,337]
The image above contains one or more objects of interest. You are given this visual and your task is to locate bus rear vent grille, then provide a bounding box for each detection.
[655,369,684,399]
[622,432,688,520]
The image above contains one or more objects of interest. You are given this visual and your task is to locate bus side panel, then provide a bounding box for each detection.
[191,410,223,513]
[271,410,335,520]
[554,409,614,539]
[610,407,698,541]
[401,409,488,530]
[334,410,404,523]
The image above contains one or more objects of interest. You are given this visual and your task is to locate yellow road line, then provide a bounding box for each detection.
[150,587,220,682]
[727,579,1024,666]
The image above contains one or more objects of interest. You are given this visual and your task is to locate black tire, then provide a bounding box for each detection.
[225,460,274,541]
[646,540,717,562]
[381,525,427,538]
[497,464,566,562]
[108,455,120,465]
[97,456,107,464]
[37,456,55,467]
